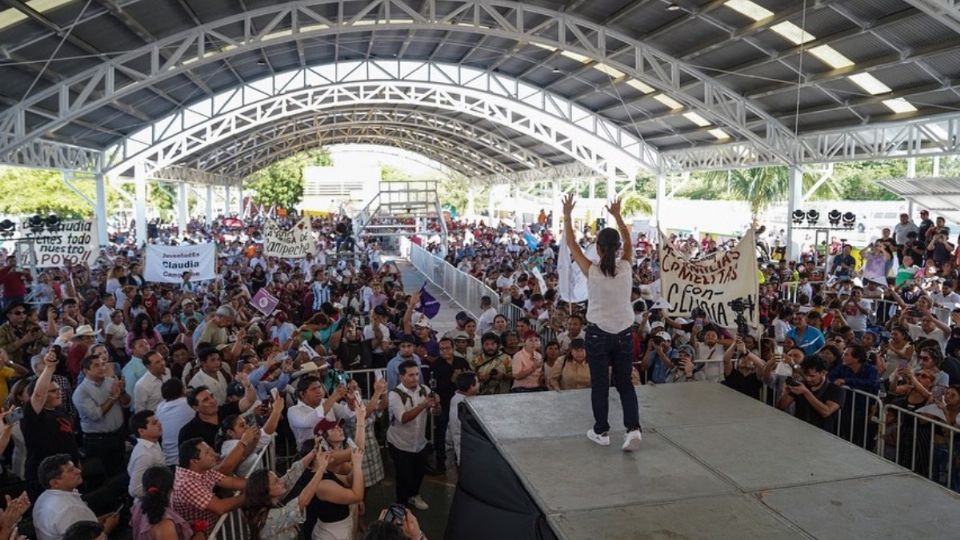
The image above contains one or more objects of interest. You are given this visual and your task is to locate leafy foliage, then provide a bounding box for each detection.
[620,191,652,217]
[244,148,332,208]
[0,167,105,218]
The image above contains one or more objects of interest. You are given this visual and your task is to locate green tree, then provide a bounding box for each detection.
[0,167,101,218]
[620,191,653,217]
[244,148,332,208]
[709,167,789,228]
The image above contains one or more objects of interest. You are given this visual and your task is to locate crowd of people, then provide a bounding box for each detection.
[2,203,960,540]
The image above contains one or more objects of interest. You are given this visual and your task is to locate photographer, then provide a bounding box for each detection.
[640,332,676,384]
[364,506,427,540]
[927,227,955,269]
[776,356,845,433]
[722,336,765,399]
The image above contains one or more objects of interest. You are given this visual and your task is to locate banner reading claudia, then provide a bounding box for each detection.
[19,221,100,268]
[263,217,316,259]
[658,229,759,329]
[144,243,216,283]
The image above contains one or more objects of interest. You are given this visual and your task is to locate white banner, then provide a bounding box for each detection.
[144,243,216,283]
[263,217,316,259]
[557,235,588,303]
[658,229,759,329]
[18,221,99,268]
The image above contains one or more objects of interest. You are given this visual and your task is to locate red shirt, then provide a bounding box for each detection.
[0,267,29,298]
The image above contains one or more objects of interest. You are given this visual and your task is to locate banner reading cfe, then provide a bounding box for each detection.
[144,243,217,283]
[263,217,316,258]
[17,221,99,268]
[658,229,759,329]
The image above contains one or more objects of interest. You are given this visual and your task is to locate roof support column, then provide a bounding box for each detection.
[786,166,803,262]
[94,171,108,247]
[487,189,495,225]
[237,185,245,217]
[224,185,232,216]
[606,174,616,224]
[177,182,189,240]
[907,158,917,217]
[134,163,147,247]
[655,169,666,232]
[205,185,213,225]
[552,179,562,234]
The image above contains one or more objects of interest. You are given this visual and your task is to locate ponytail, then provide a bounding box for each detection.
[596,228,621,278]
[141,466,174,525]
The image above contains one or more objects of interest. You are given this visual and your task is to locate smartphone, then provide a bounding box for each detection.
[5,407,23,424]
[387,503,406,525]
[318,438,331,452]
[374,369,385,381]
[270,388,279,400]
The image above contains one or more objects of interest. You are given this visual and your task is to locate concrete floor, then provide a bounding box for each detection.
[466,383,960,540]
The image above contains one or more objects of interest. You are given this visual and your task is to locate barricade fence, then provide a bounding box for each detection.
[401,237,498,320]
[777,282,951,324]
[209,437,277,540]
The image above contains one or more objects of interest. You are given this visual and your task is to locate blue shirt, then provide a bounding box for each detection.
[247,365,291,401]
[122,356,147,400]
[828,363,880,394]
[386,353,423,391]
[787,326,825,356]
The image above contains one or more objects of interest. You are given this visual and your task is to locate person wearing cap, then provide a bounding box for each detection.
[450,330,473,362]
[668,344,701,383]
[548,339,591,390]
[511,331,544,393]
[386,336,422,392]
[562,193,643,452]
[64,325,96,382]
[641,331,677,384]
[402,291,439,362]
[178,298,202,329]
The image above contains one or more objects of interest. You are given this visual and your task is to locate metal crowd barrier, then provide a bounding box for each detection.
[401,237,499,320]
[208,437,277,540]
[885,403,960,489]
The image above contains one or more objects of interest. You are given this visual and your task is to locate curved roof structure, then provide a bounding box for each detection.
[0,0,958,179]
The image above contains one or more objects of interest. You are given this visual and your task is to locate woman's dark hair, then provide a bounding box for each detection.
[132,313,153,338]
[63,521,103,540]
[217,414,241,451]
[243,469,275,540]
[361,520,408,540]
[596,227,621,278]
[141,466,174,525]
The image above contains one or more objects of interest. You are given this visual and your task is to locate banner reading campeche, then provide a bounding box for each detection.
[263,217,316,258]
[18,220,99,268]
[658,229,759,329]
[144,243,216,283]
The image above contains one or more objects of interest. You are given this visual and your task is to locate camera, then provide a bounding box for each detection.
[785,376,802,387]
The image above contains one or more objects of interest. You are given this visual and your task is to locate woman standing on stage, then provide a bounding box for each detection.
[562,194,643,451]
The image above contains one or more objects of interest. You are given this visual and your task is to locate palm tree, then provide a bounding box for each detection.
[620,191,653,217]
[710,167,789,229]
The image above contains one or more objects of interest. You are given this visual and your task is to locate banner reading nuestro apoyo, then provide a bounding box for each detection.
[658,228,759,329]
[144,243,216,283]
[263,217,316,258]
[18,220,100,268]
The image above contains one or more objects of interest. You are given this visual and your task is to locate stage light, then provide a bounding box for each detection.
[792,210,805,225]
[842,212,856,229]
[27,214,44,234]
[45,214,60,230]
[827,209,842,227]
[0,219,14,238]
[806,210,820,226]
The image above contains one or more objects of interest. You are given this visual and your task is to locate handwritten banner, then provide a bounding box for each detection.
[144,243,216,283]
[18,220,99,268]
[659,228,758,329]
[263,217,316,259]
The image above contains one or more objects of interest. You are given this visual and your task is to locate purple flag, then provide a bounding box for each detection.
[415,285,441,319]
[250,288,279,316]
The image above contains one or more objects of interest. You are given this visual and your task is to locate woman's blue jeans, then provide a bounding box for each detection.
[585,324,641,434]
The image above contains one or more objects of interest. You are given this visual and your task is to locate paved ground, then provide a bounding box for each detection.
[393,258,460,337]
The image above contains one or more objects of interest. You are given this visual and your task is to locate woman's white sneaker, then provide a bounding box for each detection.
[622,429,642,452]
[587,429,610,446]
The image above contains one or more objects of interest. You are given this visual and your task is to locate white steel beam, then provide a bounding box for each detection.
[0,1,800,169]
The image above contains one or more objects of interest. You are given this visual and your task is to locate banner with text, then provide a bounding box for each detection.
[144,243,216,283]
[658,228,758,329]
[18,221,99,268]
[263,217,316,259]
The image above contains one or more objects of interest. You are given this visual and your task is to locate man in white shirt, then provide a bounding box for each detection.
[156,379,195,465]
[387,360,438,510]
[188,346,230,404]
[476,296,498,335]
[286,375,350,446]
[33,454,119,540]
[932,280,960,311]
[93,294,116,342]
[363,306,394,359]
[127,410,166,499]
[692,325,726,382]
[134,350,171,413]
[446,372,478,468]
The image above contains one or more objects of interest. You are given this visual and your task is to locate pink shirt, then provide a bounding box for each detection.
[511,349,543,389]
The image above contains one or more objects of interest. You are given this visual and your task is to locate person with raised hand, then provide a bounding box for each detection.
[243,448,332,540]
[562,194,643,452]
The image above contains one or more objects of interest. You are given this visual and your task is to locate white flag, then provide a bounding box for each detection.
[557,235,589,303]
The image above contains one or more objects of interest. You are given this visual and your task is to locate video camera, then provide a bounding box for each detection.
[727,296,755,337]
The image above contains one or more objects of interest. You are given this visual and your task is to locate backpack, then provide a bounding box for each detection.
[391,384,428,408]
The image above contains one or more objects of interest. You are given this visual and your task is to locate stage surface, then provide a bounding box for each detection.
[450,382,960,540]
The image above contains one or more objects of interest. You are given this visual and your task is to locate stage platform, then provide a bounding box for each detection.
[446,382,960,540]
